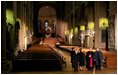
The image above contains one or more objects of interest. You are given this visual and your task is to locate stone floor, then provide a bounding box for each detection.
[12,68,117,74]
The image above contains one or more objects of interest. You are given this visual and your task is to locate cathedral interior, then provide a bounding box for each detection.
[1,1,117,74]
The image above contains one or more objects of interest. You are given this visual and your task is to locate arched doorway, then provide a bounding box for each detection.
[38,5,57,38]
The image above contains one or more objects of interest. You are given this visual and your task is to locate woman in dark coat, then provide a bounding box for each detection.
[86,48,94,70]
[94,48,103,70]
[70,48,78,72]
[77,48,85,71]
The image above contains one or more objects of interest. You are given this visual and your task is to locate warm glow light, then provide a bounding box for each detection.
[80,25,85,31]
[70,29,73,34]
[67,30,69,34]
[70,34,73,39]
[65,31,67,34]
[88,22,94,30]
[25,26,28,31]
[74,27,78,34]
[6,9,15,24]
[65,30,69,35]
[99,18,109,28]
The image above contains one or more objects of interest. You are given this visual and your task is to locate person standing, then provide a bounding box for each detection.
[86,48,94,70]
[70,48,79,72]
[77,48,85,71]
[94,48,103,71]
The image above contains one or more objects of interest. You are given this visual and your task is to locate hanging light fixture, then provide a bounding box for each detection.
[88,22,94,30]
[80,25,85,31]
[74,27,78,34]
[99,17,109,29]
[6,9,15,24]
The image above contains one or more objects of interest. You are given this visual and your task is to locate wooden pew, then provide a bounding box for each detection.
[56,45,117,69]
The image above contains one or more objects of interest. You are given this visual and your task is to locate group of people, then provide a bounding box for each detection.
[70,47,103,72]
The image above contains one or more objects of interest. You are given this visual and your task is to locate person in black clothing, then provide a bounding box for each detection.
[94,48,103,71]
[77,48,85,71]
[70,47,79,72]
[86,48,94,70]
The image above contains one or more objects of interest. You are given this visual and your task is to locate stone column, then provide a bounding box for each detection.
[108,2,117,50]
[13,1,17,19]
[1,1,8,72]
[94,2,106,48]
[85,7,94,48]
[72,2,76,45]
[31,2,34,34]
[13,1,17,54]
[115,14,117,50]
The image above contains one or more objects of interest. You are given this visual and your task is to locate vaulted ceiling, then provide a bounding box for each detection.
[33,1,66,20]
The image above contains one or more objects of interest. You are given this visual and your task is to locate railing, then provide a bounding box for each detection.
[46,44,66,68]
[53,51,66,68]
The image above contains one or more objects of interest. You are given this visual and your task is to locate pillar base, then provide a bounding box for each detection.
[1,59,12,74]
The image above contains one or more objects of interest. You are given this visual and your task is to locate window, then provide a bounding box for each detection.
[44,20,49,27]
[44,20,49,31]
[45,21,48,27]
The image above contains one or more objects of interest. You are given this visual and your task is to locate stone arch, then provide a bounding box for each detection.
[33,2,60,38]
[38,2,57,36]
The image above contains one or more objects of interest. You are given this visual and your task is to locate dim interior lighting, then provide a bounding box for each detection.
[80,25,85,31]
[99,18,109,28]
[6,9,15,25]
[88,22,94,30]
[46,6,49,8]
